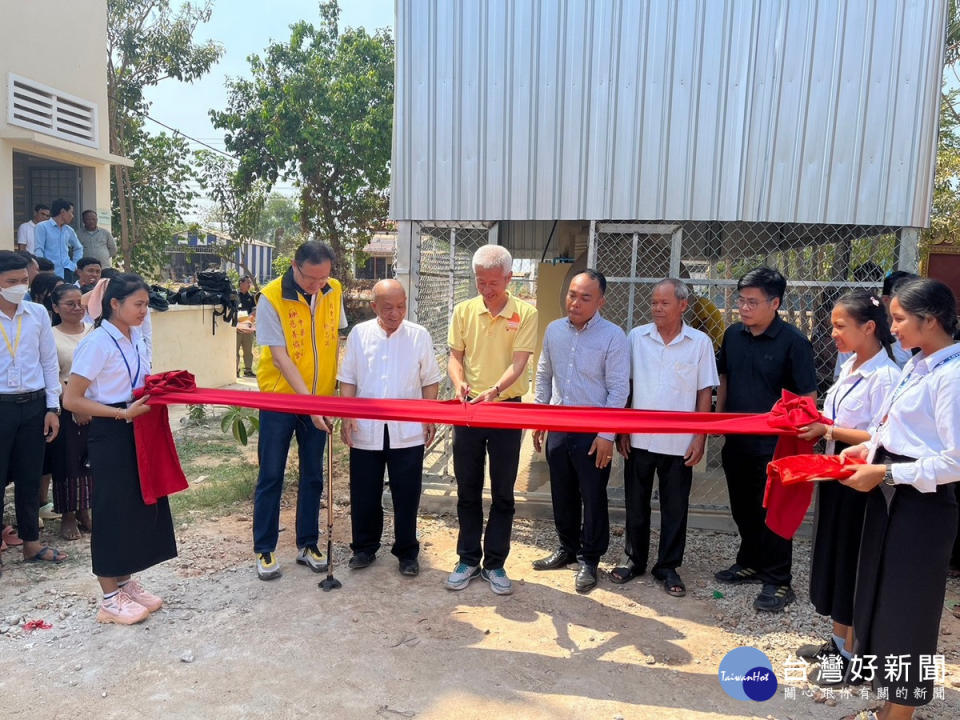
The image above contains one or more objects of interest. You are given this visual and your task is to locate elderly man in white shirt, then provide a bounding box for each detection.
[613,278,719,598]
[338,279,443,577]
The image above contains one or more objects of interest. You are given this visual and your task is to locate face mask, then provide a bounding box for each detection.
[0,284,28,305]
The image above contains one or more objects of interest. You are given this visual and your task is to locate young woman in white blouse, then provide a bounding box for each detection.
[792,290,900,682]
[840,279,960,720]
[48,285,93,540]
[63,274,176,626]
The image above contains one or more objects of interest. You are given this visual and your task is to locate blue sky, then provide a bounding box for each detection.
[144,0,393,195]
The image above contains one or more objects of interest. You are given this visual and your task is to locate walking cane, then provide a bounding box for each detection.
[318,424,342,591]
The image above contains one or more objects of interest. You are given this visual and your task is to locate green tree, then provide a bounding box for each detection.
[923,88,960,250]
[195,150,268,280]
[257,193,305,255]
[210,0,393,278]
[107,0,223,275]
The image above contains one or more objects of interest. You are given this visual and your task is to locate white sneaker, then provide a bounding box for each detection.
[481,567,514,595]
[256,551,282,580]
[445,562,480,590]
[295,545,328,573]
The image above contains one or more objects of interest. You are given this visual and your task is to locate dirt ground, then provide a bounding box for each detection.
[3,486,960,720]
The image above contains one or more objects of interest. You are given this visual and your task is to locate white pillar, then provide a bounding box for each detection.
[897,227,920,272]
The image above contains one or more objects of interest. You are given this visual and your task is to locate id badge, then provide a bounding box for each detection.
[7,365,21,388]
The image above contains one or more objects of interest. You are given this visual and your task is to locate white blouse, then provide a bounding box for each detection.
[822,350,899,455]
[71,320,150,404]
[868,343,960,492]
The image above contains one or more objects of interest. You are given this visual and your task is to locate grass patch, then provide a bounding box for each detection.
[170,460,258,516]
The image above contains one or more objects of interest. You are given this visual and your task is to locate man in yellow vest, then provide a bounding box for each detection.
[252,241,346,580]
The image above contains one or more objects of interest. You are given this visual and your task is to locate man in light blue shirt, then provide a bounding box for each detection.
[533,269,629,593]
[34,198,82,282]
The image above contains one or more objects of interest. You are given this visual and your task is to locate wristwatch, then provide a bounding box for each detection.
[882,465,896,486]
[47,406,60,416]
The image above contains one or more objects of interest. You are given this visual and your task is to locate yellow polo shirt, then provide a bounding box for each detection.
[448,292,538,399]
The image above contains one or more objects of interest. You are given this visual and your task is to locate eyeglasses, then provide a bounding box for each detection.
[295,264,330,284]
[735,295,773,310]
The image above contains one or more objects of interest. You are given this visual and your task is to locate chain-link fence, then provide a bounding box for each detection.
[414,224,492,477]
[594,220,902,511]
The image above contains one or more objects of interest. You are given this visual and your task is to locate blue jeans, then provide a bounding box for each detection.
[252,410,326,553]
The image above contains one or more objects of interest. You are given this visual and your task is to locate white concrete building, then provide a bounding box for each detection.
[1,0,130,250]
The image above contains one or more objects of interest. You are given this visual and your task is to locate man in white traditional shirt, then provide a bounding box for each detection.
[15,205,50,253]
[338,279,443,577]
[612,278,718,598]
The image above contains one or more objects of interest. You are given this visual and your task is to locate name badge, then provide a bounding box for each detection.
[7,365,21,388]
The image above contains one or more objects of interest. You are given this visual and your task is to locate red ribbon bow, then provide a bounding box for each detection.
[762,391,835,539]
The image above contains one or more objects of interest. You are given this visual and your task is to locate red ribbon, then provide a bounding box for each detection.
[138,371,809,435]
[23,619,52,632]
[767,454,865,485]
[134,372,833,539]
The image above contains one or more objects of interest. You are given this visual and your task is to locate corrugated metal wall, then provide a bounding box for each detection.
[391,0,947,226]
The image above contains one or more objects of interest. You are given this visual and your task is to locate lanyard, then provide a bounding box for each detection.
[880,348,960,425]
[0,315,23,363]
[108,331,141,391]
[830,376,863,421]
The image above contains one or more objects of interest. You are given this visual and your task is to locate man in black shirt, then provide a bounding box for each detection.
[236,275,257,378]
[715,267,817,612]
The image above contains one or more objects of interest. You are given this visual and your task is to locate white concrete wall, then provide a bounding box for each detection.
[150,306,238,389]
[1,0,114,249]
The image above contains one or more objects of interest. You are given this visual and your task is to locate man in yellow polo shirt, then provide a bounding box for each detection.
[446,244,538,595]
[252,240,347,581]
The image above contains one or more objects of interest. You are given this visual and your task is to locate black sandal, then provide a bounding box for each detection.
[660,570,686,597]
[609,565,643,585]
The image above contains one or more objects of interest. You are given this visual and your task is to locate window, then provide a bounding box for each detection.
[7,74,99,148]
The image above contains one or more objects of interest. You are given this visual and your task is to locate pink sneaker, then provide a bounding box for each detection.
[120,579,163,613]
[96,591,149,625]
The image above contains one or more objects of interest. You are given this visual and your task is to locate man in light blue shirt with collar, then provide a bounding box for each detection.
[533,269,629,593]
[34,198,82,282]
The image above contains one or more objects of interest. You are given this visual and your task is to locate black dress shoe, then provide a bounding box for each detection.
[532,549,577,571]
[398,558,419,576]
[348,551,376,570]
[575,562,598,593]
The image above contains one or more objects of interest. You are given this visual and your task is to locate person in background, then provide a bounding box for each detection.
[48,285,94,541]
[252,241,347,581]
[78,211,117,268]
[34,199,82,282]
[840,279,960,719]
[29,272,63,320]
[533,269,628,593]
[64,274,174,625]
[75,257,103,290]
[612,278,718,598]
[790,290,899,685]
[0,251,65,564]
[236,275,257,378]
[714,266,817,612]
[15,251,40,290]
[15,204,50,254]
[445,244,538,596]
[338,279,443,576]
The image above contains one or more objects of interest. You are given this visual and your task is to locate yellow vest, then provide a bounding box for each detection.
[256,271,342,396]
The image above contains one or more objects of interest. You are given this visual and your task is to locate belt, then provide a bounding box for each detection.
[0,389,45,404]
[875,446,918,464]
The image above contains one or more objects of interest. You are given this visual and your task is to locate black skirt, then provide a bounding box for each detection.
[88,415,178,578]
[852,448,957,707]
[809,442,866,625]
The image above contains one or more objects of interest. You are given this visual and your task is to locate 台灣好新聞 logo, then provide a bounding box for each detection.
[718,646,778,701]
